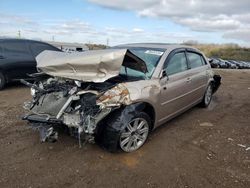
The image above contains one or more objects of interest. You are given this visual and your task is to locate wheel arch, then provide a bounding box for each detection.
[95,102,155,152]
[99,101,156,130]
[132,102,156,130]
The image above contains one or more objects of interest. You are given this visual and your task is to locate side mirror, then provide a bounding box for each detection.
[160,69,168,80]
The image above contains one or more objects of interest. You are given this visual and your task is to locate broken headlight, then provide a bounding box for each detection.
[31,87,36,97]
[74,80,81,87]
[97,84,131,106]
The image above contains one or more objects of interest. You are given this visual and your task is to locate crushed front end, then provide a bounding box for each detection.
[21,49,149,147]
[22,76,131,146]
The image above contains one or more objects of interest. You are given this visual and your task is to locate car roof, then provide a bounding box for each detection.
[0,38,52,46]
[0,38,61,51]
[113,43,199,51]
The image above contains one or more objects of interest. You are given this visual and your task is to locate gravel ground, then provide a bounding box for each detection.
[0,69,249,188]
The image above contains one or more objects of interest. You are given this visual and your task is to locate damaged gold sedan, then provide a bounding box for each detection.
[22,44,221,152]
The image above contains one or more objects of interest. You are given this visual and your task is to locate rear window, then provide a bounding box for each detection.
[3,41,30,54]
[30,42,58,57]
[187,52,205,68]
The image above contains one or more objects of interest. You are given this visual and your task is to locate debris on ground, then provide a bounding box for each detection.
[199,122,214,127]
[237,144,246,148]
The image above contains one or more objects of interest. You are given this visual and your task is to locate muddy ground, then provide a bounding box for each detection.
[0,69,249,188]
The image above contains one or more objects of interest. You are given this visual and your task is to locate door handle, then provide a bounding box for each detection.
[186,77,192,82]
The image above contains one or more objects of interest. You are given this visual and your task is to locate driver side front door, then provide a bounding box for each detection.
[158,50,191,123]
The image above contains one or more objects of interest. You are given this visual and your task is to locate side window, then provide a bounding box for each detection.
[165,52,188,75]
[31,42,58,57]
[3,41,30,55]
[187,52,204,68]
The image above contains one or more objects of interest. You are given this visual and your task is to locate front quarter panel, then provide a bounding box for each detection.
[124,79,161,122]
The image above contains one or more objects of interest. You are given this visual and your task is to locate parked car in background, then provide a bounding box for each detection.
[225,60,237,69]
[209,58,250,69]
[208,58,219,68]
[228,60,241,69]
[0,38,61,89]
[210,58,228,68]
[22,44,221,152]
[240,61,250,69]
[218,59,229,68]
[246,62,250,68]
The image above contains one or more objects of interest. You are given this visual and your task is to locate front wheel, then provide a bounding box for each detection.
[119,116,150,152]
[100,111,151,152]
[200,84,213,107]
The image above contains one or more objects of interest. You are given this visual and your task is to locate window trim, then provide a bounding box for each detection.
[185,50,207,69]
[163,48,189,76]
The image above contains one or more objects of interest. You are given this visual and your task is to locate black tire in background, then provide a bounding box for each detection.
[0,72,6,90]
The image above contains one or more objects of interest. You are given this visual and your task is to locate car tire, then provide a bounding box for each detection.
[200,83,213,108]
[99,110,151,153]
[0,72,6,90]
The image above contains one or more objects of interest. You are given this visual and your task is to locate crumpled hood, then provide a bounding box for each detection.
[36,49,147,82]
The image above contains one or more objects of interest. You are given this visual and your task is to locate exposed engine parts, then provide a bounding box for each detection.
[22,76,131,147]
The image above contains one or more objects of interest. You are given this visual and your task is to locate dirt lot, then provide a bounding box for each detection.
[0,69,249,188]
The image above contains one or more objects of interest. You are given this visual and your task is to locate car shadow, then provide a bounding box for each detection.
[150,105,200,136]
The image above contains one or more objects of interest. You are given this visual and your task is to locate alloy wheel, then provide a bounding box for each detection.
[205,85,212,105]
[120,118,149,152]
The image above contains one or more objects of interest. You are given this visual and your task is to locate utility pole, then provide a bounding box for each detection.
[106,38,109,47]
[18,30,21,38]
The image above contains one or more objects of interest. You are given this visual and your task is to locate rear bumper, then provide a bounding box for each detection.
[22,114,62,124]
[212,74,221,93]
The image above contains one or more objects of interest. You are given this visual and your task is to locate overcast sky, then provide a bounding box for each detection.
[0,0,250,46]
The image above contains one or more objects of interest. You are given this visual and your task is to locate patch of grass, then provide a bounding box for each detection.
[86,43,107,50]
[87,42,250,62]
[185,43,250,61]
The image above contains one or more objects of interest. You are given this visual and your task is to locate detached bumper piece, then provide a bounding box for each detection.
[28,123,59,143]
[23,114,62,124]
[23,114,61,142]
[212,74,221,93]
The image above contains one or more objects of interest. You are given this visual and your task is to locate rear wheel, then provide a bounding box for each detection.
[200,83,213,107]
[0,72,6,90]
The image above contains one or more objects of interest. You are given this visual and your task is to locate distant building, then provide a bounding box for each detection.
[47,41,89,52]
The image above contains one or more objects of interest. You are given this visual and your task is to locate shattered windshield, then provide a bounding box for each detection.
[119,48,165,79]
